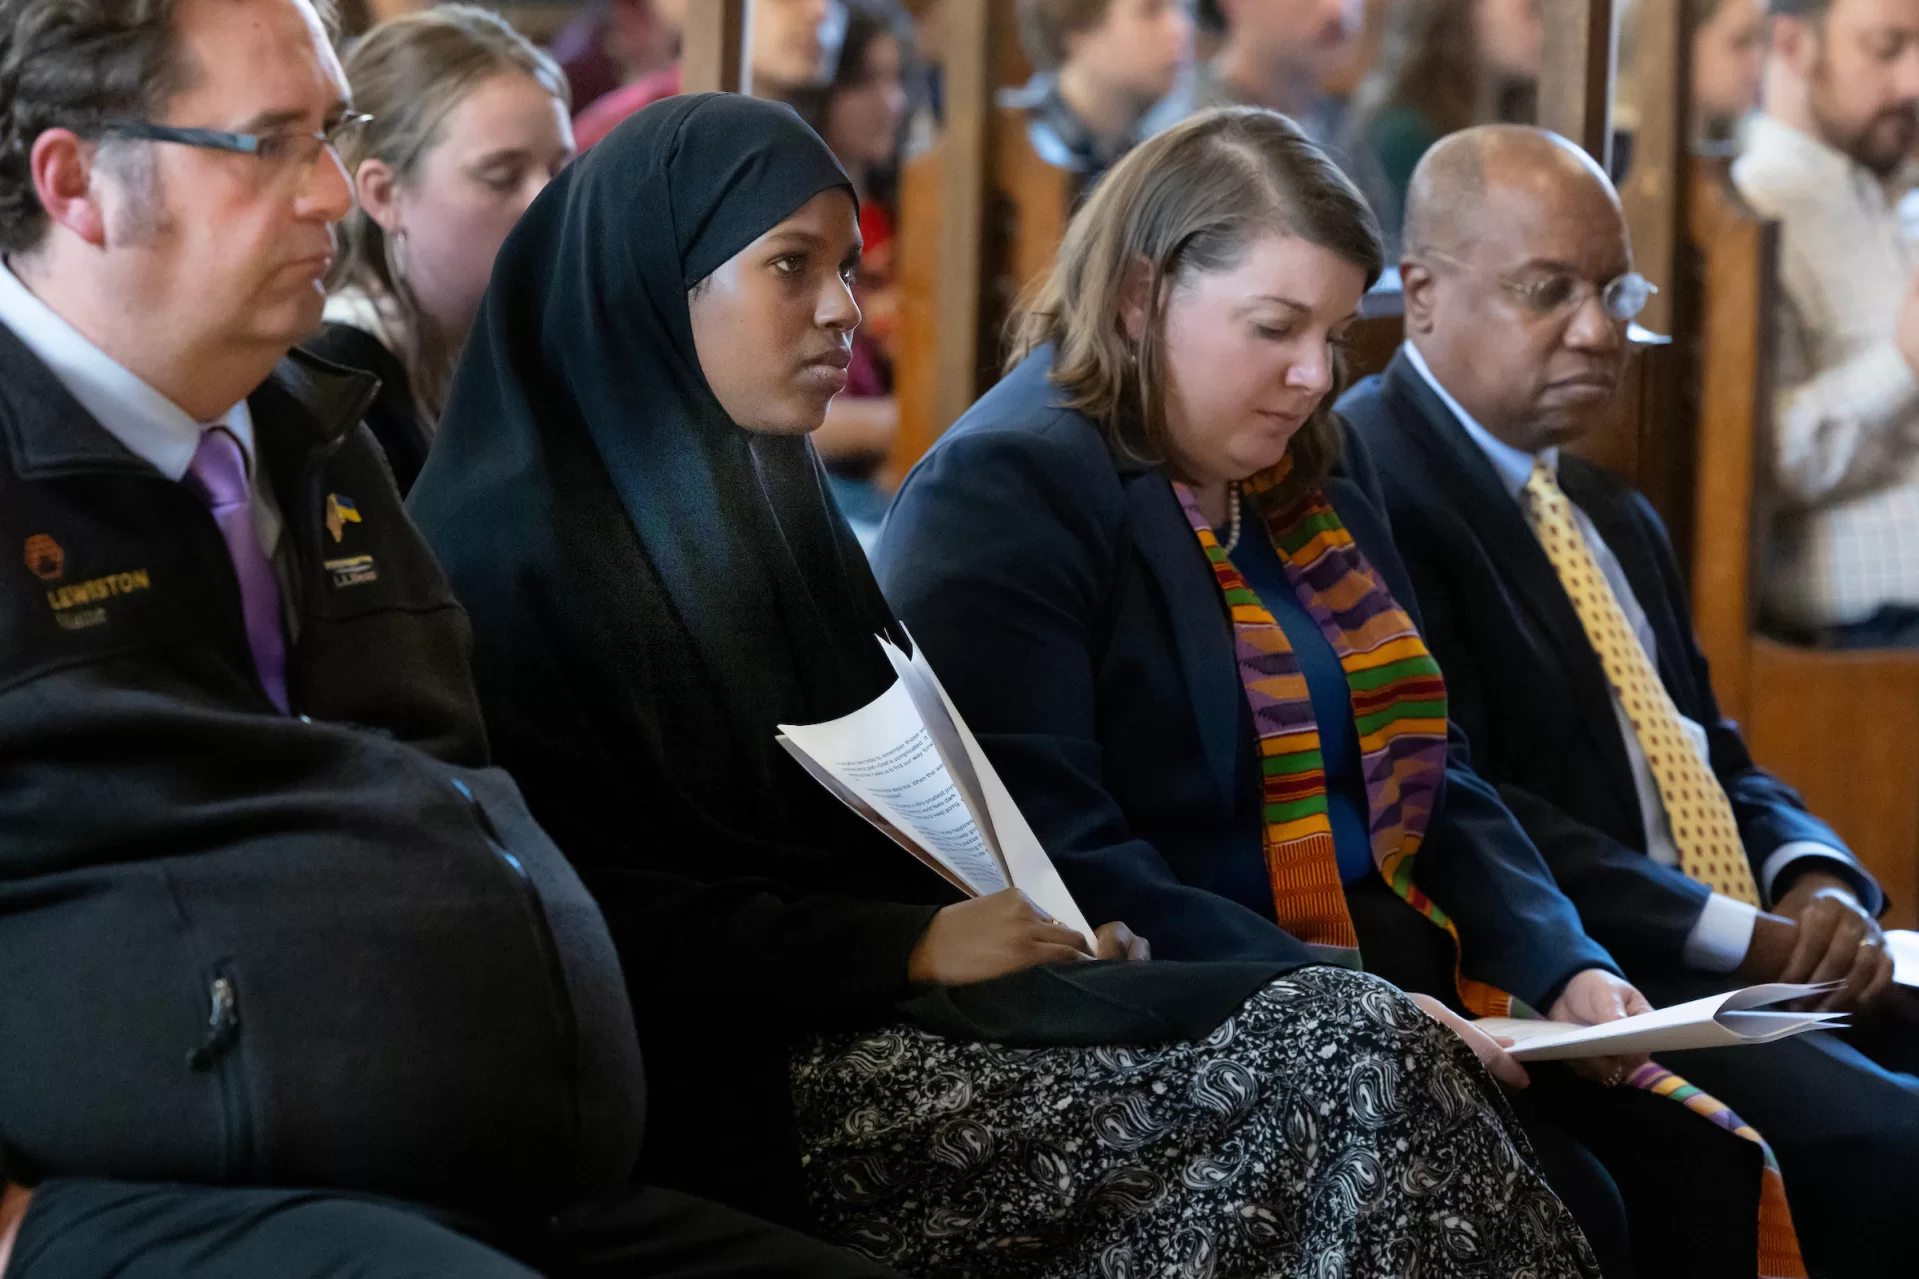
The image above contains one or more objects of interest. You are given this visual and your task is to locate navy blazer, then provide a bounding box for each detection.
[877,348,1615,1011]
[1341,349,1875,974]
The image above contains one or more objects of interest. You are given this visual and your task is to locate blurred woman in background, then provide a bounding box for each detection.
[1689,0,1768,143]
[1341,0,1542,247]
[308,5,575,494]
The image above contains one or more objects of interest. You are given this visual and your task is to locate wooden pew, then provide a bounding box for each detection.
[886,0,1075,486]
[1688,157,1919,927]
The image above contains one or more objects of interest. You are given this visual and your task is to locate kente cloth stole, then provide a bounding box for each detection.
[1171,472,1507,1018]
[1174,472,1807,1279]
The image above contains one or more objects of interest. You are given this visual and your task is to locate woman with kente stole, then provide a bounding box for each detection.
[408,94,1606,1279]
[878,105,1792,1279]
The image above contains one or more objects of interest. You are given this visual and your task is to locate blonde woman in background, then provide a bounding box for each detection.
[307,5,574,494]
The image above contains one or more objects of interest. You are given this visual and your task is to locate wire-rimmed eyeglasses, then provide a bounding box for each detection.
[1419,248,1657,323]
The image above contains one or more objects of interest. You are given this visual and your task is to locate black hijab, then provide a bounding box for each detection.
[413,93,905,847]
[411,94,954,1221]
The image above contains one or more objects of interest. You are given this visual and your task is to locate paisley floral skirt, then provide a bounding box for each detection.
[792,966,1600,1279]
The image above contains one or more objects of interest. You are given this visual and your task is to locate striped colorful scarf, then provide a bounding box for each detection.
[1174,469,1806,1279]
[1173,469,1509,1018]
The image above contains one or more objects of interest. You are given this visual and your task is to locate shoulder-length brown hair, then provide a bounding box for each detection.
[1010,107,1383,504]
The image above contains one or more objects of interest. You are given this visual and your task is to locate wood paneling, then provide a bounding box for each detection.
[1747,642,1919,929]
[932,0,992,435]
[1688,158,1773,720]
[681,0,748,94]
[887,107,1075,487]
[887,0,1071,486]
[1538,0,1616,164]
[1616,0,1685,334]
[889,141,945,488]
[1343,311,1405,383]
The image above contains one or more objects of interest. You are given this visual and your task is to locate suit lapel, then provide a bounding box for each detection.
[1380,354,1643,820]
[1124,468,1243,809]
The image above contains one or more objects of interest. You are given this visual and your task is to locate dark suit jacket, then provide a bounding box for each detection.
[1341,349,1876,975]
[877,348,1615,1011]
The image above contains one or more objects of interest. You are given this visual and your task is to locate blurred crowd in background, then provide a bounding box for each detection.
[310,0,1803,542]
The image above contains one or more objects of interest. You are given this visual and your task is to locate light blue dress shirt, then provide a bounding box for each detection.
[1403,342,1863,971]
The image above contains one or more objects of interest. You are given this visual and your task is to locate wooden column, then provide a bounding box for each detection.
[1615,0,1695,554]
[682,0,748,95]
[1687,158,1774,722]
[1618,0,1686,335]
[1538,0,1616,166]
[931,0,993,434]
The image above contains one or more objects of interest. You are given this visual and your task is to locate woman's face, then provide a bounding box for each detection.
[365,71,574,342]
[826,33,909,172]
[1692,0,1768,128]
[688,189,863,435]
[1474,0,1545,81]
[1151,232,1367,486]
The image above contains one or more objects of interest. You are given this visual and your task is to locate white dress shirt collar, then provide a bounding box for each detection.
[1402,340,1558,491]
[0,259,257,481]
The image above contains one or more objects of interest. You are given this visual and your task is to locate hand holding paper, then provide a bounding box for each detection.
[906,887,1097,986]
[777,631,1098,950]
[1476,983,1846,1061]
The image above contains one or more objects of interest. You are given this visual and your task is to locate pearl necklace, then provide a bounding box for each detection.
[1219,481,1243,555]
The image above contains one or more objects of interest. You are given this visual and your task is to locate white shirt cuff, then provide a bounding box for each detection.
[1682,892,1760,972]
[1760,841,1869,908]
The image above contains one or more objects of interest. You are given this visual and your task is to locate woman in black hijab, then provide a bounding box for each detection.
[409,94,1599,1279]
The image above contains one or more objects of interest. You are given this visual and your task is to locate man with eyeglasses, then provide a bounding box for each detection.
[1342,124,1919,1276]
[0,1,901,1276]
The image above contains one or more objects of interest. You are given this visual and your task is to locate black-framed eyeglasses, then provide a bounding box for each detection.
[1421,248,1656,323]
[97,113,372,171]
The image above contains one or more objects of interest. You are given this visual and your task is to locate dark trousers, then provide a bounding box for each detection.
[1634,965,1919,1279]
[7,1180,898,1279]
[1348,877,1762,1279]
[1509,1066,1760,1279]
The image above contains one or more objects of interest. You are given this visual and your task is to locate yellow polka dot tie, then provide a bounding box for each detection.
[1523,460,1761,905]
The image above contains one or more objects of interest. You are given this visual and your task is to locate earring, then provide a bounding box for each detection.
[383,227,408,288]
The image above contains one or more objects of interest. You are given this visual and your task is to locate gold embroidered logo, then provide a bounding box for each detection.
[45,568,150,631]
[46,569,150,611]
[24,534,64,582]
[325,493,362,544]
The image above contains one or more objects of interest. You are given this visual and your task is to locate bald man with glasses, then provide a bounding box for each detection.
[1342,124,1919,1277]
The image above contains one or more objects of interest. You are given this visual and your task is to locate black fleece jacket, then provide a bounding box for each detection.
[0,327,644,1219]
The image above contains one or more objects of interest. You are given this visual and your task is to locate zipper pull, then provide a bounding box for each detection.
[187,976,240,1071]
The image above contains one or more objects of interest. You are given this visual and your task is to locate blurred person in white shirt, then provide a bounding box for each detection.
[1734,0,1919,644]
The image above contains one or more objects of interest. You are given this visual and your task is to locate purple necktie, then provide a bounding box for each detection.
[186,426,289,713]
